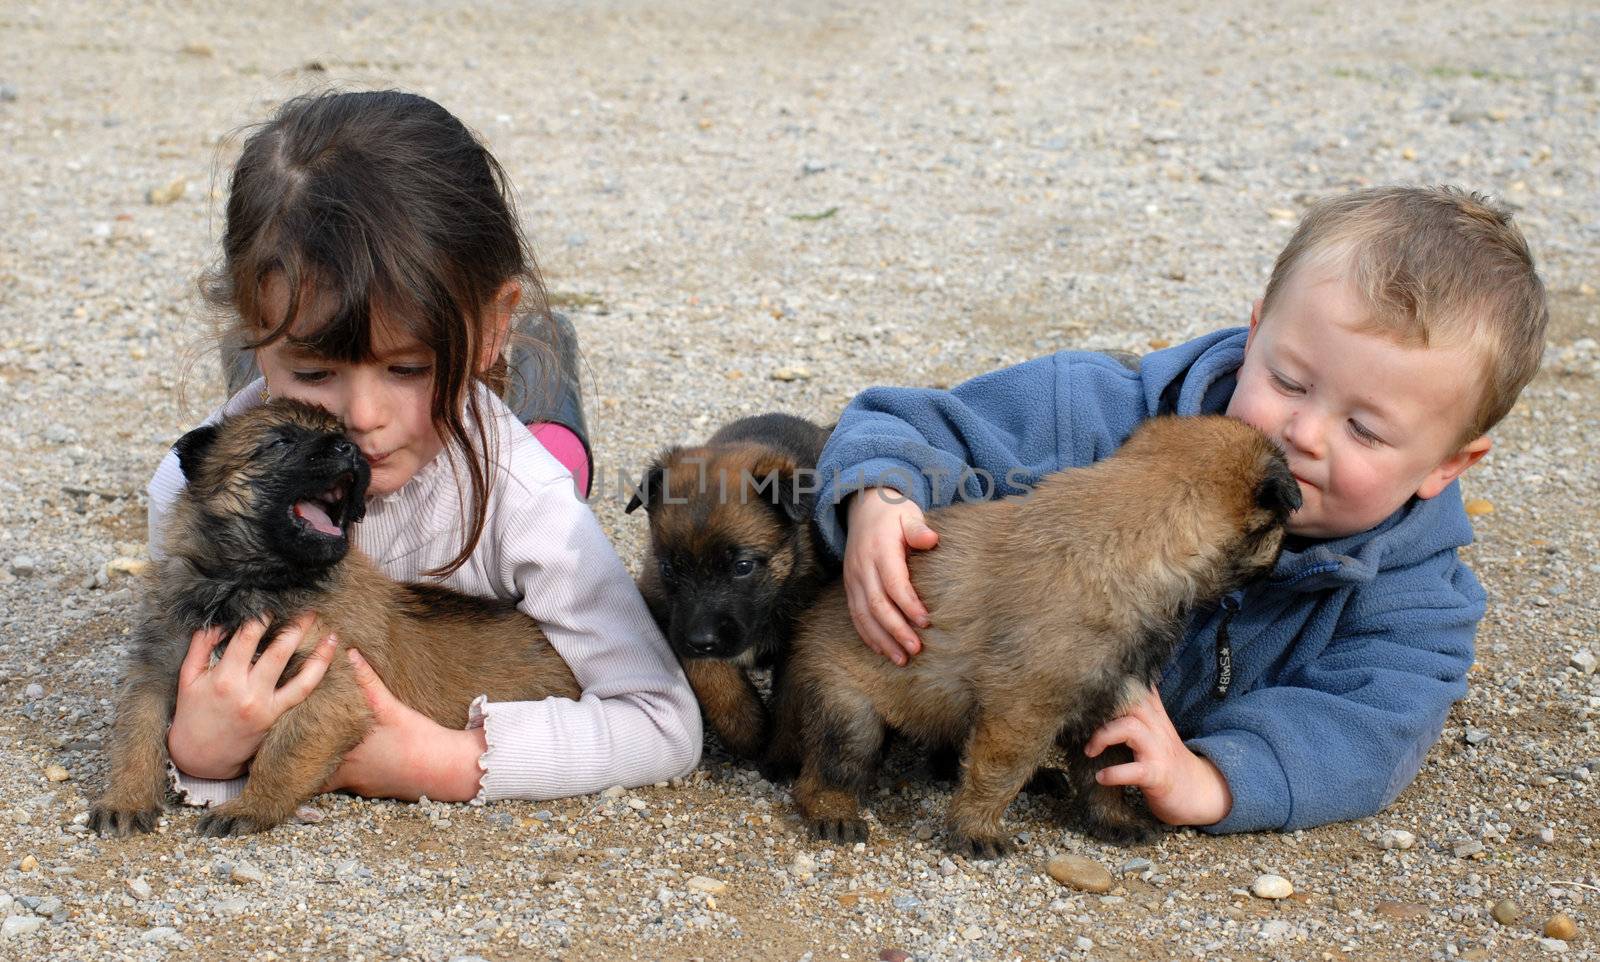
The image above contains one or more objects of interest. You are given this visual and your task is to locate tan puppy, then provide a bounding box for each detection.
[774,415,1299,857]
[628,413,838,760]
[91,399,579,837]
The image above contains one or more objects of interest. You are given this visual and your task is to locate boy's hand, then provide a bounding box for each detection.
[321,649,486,802]
[1084,685,1233,827]
[167,614,338,780]
[843,487,939,666]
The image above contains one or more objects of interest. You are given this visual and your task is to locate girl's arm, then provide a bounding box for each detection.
[462,470,702,800]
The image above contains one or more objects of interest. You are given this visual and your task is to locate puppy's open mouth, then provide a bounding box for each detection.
[290,471,358,538]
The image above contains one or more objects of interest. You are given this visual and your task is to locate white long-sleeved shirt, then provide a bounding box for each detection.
[146,379,701,805]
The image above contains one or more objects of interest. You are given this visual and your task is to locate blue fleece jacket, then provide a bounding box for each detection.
[814,328,1484,834]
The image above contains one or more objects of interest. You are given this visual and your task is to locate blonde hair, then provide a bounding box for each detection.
[1261,186,1547,446]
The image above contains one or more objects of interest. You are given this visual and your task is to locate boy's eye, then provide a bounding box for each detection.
[390,365,432,378]
[291,370,332,384]
[1348,419,1386,446]
[1268,371,1304,394]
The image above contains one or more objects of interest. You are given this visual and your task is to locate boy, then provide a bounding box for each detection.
[814,186,1547,833]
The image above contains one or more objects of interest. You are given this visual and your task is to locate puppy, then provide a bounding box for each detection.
[626,413,838,760]
[776,415,1300,857]
[91,399,579,837]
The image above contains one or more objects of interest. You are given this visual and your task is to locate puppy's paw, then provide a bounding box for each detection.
[757,756,800,784]
[946,831,1011,861]
[809,816,869,845]
[1079,812,1158,847]
[88,802,162,837]
[195,808,279,838]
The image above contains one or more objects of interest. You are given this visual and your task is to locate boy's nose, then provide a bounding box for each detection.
[1282,412,1324,458]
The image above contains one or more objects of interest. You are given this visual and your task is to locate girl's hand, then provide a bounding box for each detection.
[167,614,338,780]
[843,487,939,666]
[1083,685,1234,827]
[322,649,487,802]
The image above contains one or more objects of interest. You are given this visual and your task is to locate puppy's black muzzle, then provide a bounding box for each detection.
[674,611,748,660]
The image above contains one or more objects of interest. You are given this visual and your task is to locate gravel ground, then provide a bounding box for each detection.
[2,1,1597,959]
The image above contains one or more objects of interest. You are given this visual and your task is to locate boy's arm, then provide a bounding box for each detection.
[1186,565,1483,834]
[814,352,1151,555]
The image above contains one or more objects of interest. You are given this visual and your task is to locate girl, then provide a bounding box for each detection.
[147,89,701,805]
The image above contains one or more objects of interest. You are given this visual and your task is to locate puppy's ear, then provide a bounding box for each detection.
[173,425,220,484]
[1256,457,1303,519]
[747,452,812,524]
[626,460,667,515]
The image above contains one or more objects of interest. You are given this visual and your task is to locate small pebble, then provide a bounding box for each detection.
[938,857,959,877]
[1453,839,1485,858]
[1539,938,1569,954]
[878,951,912,962]
[1250,874,1294,900]
[1075,936,1094,951]
[230,861,266,885]
[686,875,726,895]
[1572,650,1598,675]
[1260,919,1295,940]
[790,853,817,878]
[1379,829,1416,850]
[1464,727,1492,746]
[1,916,45,938]
[142,926,179,943]
[1545,914,1578,941]
[1046,854,1112,894]
[1538,826,1556,845]
[23,684,43,701]
[145,177,187,205]
[1491,899,1520,925]
[10,556,37,577]
[43,765,69,783]
[18,855,38,872]
[126,876,153,900]
[961,925,983,940]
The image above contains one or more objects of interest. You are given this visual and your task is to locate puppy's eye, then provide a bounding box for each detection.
[732,558,758,578]
[658,558,675,580]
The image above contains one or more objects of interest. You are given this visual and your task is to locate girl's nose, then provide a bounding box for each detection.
[341,372,387,435]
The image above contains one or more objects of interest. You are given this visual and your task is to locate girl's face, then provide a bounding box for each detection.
[253,280,444,499]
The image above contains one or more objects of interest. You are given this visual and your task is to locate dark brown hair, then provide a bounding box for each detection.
[203,89,549,576]
[1261,185,1547,446]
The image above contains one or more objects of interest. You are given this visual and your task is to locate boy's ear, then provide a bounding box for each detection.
[1244,298,1264,349]
[1416,435,1492,501]
[173,425,220,483]
[478,280,521,373]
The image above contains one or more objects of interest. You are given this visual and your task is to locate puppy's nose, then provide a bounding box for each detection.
[331,439,358,459]
[685,627,720,655]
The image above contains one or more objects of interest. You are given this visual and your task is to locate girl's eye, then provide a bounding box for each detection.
[732,558,759,577]
[291,370,332,385]
[390,365,431,378]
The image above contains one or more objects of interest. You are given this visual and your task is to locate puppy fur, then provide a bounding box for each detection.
[627,413,838,759]
[774,415,1300,857]
[91,399,579,837]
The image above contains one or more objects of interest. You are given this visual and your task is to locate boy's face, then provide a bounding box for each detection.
[1226,265,1491,539]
